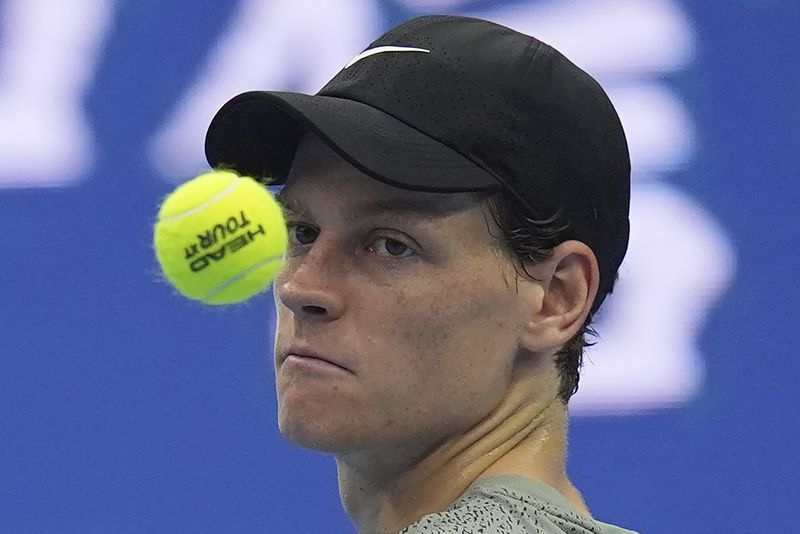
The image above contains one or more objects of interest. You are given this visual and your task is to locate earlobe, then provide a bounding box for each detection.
[518,241,599,353]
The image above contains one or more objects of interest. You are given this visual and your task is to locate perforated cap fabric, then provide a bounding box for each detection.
[205,15,630,312]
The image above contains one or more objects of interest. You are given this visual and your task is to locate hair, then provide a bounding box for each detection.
[477,190,617,404]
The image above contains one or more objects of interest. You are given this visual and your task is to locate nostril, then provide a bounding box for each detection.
[302,305,327,315]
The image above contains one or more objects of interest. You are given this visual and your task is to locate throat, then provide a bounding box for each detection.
[335,398,570,534]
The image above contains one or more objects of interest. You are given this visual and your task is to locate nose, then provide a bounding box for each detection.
[275,241,345,321]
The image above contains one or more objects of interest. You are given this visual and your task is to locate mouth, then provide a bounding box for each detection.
[279,347,355,375]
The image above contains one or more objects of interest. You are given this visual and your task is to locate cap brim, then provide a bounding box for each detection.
[205,91,499,192]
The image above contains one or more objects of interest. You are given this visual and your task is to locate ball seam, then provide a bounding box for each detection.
[202,253,284,302]
[159,175,241,222]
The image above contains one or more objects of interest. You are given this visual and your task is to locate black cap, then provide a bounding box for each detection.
[205,15,630,313]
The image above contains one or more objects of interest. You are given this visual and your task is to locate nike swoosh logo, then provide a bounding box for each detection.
[344,46,431,68]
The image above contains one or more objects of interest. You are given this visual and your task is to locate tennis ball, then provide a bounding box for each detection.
[153,169,287,305]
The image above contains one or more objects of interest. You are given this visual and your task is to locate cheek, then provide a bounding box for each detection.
[380,267,520,385]
[360,269,520,439]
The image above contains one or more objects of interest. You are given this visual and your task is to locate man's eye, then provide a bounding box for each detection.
[370,237,414,258]
[287,223,318,245]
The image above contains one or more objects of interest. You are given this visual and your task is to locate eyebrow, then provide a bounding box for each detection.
[276,190,462,220]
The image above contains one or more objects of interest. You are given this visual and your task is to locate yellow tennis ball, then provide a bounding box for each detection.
[153,169,287,305]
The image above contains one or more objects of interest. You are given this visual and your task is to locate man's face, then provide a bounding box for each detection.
[273,134,534,459]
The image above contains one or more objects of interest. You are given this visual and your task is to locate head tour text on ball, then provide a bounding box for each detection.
[184,210,266,273]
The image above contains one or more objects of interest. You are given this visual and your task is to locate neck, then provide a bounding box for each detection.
[335,358,587,534]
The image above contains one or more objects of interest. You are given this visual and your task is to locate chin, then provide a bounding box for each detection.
[276,383,378,453]
[280,426,339,453]
[278,409,356,453]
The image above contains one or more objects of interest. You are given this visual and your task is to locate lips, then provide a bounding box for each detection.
[279,347,354,374]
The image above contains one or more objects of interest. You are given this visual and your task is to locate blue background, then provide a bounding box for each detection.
[1,1,798,532]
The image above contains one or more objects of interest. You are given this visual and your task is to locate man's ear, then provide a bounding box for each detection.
[518,240,600,353]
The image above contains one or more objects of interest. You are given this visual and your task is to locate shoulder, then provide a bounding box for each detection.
[397,477,638,534]
[396,488,538,533]
[397,489,583,533]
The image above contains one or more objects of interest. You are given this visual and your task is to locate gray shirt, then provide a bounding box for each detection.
[398,475,638,534]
